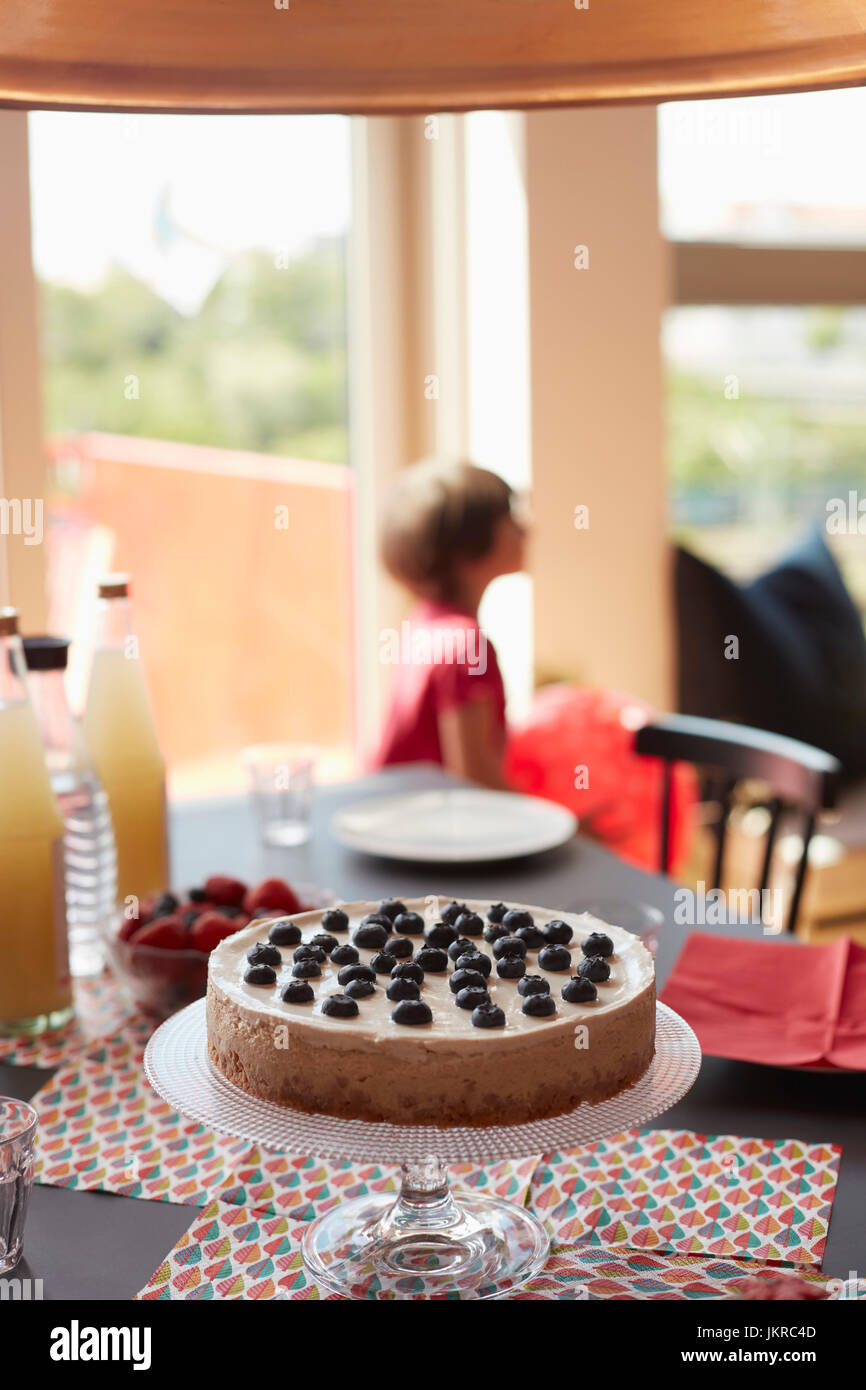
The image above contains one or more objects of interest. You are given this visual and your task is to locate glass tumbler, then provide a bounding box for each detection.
[0,1098,38,1274]
[241,743,317,848]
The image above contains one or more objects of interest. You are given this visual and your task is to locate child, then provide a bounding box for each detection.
[373,459,526,788]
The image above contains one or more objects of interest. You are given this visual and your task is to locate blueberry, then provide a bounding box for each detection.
[268,918,302,946]
[471,1001,506,1029]
[188,887,208,903]
[247,942,281,967]
[447,936,475,961]
[292,957,321,979]
[424,921,458,949]
[484,922,510,944]
[386,976,421,1002]
[378,898,406,922]
[581,931,614,959]
[294,943,326,963]
[393,911,425,936]
[455,951,492,979]
[562,976,598,1003]
[320,993,359,1019]
[391,960,424,985]
[353,922,390,950]
[321,907,349,934]
[391,999,433,1026]
[502,908,534,933]
[414,947,449,973]
[518,974,550,997]
[456,985,490,1011]
[538,944,572,973]
[388,936,414,959]
[486,902,508,923]
[370,951,398,975]
[281,979,314,1004]
[344,977,376,1000]
[449,967,487,995]
[180,909,199,927]
[441,900,468,926]
[360,912,392,931]
[522,993,556,1018]
[454,911,484,938]
[543,919,573,945]
[244,963,277,986]
[492,935,527,960]
[577,955,611,983]
[330,943,359,966]
[219,906,245,919]
[496,956,526,980]
[152,892,179,918]
[337,962,376,986]
[515,925,546,950]
[309,933,339,955]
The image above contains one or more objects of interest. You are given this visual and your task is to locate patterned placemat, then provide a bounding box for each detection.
[0,972,152,1070]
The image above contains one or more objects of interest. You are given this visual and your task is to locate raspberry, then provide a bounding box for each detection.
[243,878,302,917]
[204,875,248,908]
[189,911,242,953]
[132,917,187,950]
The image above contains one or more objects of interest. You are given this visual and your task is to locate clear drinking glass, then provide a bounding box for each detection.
[241,743,316,848]
[0,1098,38,1274]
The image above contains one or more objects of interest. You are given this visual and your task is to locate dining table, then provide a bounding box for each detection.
[3,762,864,1300]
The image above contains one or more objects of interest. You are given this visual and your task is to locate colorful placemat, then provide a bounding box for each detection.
[530,1129,840,1266]
[0,971,153,1070]
[515,1246,834,1301]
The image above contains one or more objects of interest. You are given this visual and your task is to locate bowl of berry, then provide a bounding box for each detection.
[104,875,332,1018]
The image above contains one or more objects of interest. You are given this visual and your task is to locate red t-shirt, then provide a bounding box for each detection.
[373,600,506,768]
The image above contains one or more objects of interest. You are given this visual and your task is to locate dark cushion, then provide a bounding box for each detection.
[675,529,866,774]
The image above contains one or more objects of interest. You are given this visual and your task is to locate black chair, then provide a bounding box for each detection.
[635,714,841,933]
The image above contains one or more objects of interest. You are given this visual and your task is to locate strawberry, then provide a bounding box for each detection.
[132,917,187,950]
[117,915,142,942]
[189,911,243,954]
[204,875,247,908]
[243,877,303,917]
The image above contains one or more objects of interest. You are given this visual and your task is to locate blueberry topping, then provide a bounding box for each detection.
[388,936,414,959]
[309,933,339,955]
[378,899,407,922]
[454,911,484,938]
[496,956,526,980]
[577,955,611,983]
[188,887,208,903]
[424,921,458,949]
[414,947,449,973]
[360,911,393,931]
[292,957,321,979]
[562,976,598,1003]
[449,967,487,995]
[152,892,180,918]
[492,935,527,960]
[337,962,376,986]
[484,922,510,944]
[321,907,349,934]
[391,999,433,1026]
[486,902,508,923]
[538,944,573,972]
[267,919,302,946]
[370,950,398,975]
[330,942,359,966]
[518,974,551,997]
[543,919,573,945]
[455,951,492,979]
[320,993,359,1019]
[502,908,534,933]
[515,924,547,950]
[281,979,314,1004]
[386,976,421,1002]
[247,942,281,967]
[456,985,491,1011]
[471,1001,506,1029]
[353,922,390,950]
[581,931,614,959]
[344,977,376,999]
[447,936,475,961]
[391,960,424,985]
[294,943,326,963]
[522,993,557,1018]
[392,911,425,936]
[244,963,277,986]
[441,900,468,926]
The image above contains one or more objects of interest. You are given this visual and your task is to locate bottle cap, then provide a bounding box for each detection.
[0,607,20,637]
[22,636,71,671]
[98,573,130,600]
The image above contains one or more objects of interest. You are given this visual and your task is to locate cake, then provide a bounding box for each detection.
[206,895,655,1126]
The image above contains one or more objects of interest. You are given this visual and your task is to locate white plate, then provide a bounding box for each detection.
[329,787,577,863]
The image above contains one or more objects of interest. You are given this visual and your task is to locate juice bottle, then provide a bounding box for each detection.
[0,608,73,1035]
[82,576,170,907]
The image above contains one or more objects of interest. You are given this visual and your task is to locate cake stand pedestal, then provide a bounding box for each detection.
[144,1000,700,1300]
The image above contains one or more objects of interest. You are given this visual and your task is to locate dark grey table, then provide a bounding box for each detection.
[4,763,864,1298]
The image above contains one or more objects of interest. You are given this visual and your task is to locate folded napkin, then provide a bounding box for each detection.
[660,932,866,1069]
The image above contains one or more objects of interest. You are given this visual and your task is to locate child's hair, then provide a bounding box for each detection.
[380,459,514,603]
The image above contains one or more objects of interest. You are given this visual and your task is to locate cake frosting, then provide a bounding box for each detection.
[206,896,656,1126]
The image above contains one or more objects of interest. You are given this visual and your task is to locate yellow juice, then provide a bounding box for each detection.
[0,702,72,1029]
[83,648,169,904]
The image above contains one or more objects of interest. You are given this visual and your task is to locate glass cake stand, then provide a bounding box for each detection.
[144,999,700,1299]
